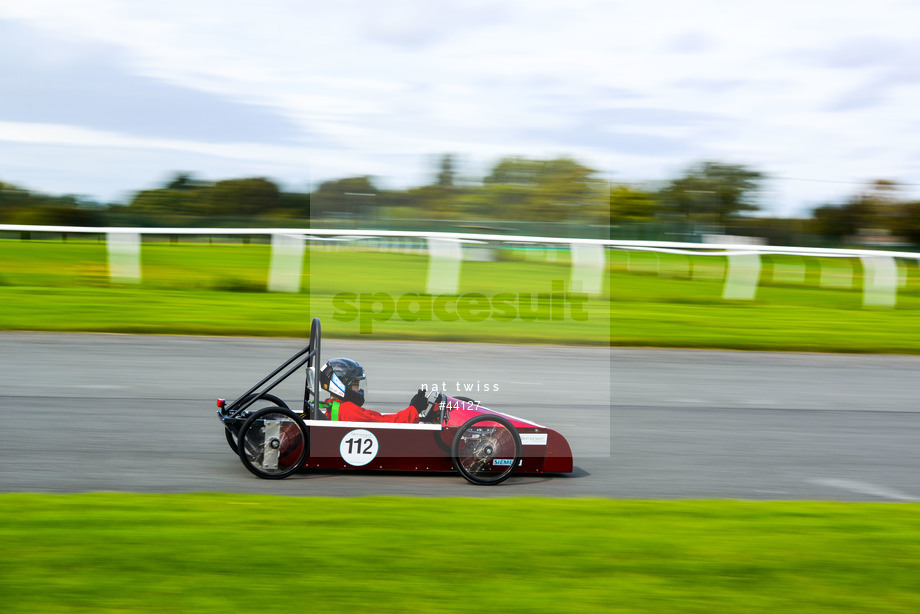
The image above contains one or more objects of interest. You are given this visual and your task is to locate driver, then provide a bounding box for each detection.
[319,358,440,423]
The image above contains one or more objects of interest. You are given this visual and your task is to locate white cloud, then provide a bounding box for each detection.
[0,0,919,213]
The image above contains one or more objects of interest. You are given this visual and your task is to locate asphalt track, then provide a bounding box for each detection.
[1,332,919,501]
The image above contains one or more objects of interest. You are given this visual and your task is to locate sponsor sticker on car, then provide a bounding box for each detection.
[520,433,548,446]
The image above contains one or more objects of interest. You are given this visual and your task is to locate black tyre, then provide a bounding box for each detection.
[433,396,483,453]
[241,393,289,410]
[223,394,289,454]
[238,407,309,479]
[225,426,239,454]
[451,415,522,485]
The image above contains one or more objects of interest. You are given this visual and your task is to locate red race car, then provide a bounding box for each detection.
[217,319,573,485]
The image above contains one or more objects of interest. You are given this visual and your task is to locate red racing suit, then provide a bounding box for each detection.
[321,398,420,423]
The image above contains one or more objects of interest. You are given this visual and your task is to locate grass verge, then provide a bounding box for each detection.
[1,494,919,613]
[3,239,920,351]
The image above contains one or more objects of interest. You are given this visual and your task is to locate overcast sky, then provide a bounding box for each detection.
[1,0,919,217]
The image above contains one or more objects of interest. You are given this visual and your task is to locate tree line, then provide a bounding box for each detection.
[2,155,918,245]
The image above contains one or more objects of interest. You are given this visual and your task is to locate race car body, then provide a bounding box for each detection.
[299,397,573,474]
[217,319,573,485]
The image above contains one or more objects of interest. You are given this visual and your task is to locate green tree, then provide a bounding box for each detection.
[125,173,210,223]
[276,191,311,218]
[436,154,456,189]
[1,181,104,225]
[0,181,31,221]
[310,176,378,219]
[482,157,606,222]
[8,204,102,226]
[128,188,201,218]
[809,180,906,241]
[660,161,764,225]
[166,172,202,191]
[858,179,901,231]
[609,185,659,221]
[898,201,920,244]
[204,177,280,217]
[396,155,469,219]
[810,200,871,239]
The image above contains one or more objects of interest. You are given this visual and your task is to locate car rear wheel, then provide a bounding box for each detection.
[451,415,522,485]
[225,427,239,454]
[224,393,290,454]
[238,407,309,479]
[241,393,289,410]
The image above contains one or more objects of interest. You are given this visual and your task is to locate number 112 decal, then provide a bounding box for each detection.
[339,429,379,466]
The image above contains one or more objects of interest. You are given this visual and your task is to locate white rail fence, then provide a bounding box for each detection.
[2,224,919,307]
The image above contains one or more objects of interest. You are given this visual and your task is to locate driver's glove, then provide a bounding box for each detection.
[409,388,428,412]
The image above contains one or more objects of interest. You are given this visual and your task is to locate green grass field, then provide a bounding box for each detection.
[1,494,918,613]
[2,238,920,351]
[4,240,920,612]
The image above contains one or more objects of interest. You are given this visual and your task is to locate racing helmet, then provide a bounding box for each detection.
[320,358,367,407]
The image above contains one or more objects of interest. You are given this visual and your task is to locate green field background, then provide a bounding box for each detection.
[2,238,920,351]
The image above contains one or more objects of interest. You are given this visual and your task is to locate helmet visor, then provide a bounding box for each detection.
[349,378,367,396]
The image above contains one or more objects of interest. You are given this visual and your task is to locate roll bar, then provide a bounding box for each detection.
[224,317,324,420]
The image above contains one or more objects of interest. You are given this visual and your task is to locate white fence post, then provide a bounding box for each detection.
[6,225,920,309]
[861,256,897,308]
[426,238,462,295]
[570,242,606,296]
[723,253,761,300]
[106,231,141,283]
[268,233,306,293]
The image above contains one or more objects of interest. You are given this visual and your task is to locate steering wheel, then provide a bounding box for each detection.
[428,392,445,424]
